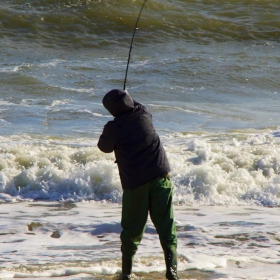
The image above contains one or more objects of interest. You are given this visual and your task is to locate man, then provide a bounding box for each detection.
[97,89,179,280]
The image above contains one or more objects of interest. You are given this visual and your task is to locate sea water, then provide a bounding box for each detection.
[0,0,280,278]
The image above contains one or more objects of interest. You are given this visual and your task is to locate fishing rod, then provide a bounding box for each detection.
[123,0,147,91]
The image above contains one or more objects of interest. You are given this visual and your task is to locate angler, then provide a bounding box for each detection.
[98,89,179,280]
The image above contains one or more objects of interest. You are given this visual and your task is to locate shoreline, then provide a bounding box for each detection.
[0,202,279,279]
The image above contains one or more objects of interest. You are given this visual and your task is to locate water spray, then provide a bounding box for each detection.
[123,0,147,90]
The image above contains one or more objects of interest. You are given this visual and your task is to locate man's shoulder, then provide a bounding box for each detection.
[133,101,150,115]
[103,120,115,130]
[105,119,115,125]
[134,101,146,110]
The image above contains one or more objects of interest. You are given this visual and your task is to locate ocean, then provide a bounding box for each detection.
[0,0,280,279]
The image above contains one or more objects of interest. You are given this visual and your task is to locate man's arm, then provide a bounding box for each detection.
[97,122,115,153]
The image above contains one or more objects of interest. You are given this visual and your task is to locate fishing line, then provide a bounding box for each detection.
[123,0,147,90]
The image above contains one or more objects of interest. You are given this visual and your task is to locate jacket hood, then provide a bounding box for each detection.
[102,89,134,117]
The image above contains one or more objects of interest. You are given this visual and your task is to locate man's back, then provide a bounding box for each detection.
[97,89,170,189]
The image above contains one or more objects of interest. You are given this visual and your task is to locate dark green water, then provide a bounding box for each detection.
[1,0,280,137]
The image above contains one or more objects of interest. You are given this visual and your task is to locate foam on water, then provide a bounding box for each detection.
[0,202,280,279]
[59,86,94,94]
[0,129,280,206]
[0,101,15,106]
[76,109,111,118]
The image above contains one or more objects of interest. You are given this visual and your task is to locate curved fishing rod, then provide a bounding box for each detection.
[123,0,148,91]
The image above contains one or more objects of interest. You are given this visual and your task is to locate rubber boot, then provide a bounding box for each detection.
[164,248,180,280]
[120,257,133,279]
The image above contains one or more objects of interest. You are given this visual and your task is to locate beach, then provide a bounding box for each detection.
[1,0,280,278]
[0,201,280,279]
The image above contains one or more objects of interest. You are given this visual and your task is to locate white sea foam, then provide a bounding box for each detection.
[93,112,111,117]
[0,203,279,279]
[59,86,93,94]
[0,101,15,106]
[0,119,10,124]
[148,103,200,115]
[38,59,64,68]
[76,109,111,118]
[0,66,20,73]
[0,62,33,73]
[50,100,70,107]
[0,130,280,206]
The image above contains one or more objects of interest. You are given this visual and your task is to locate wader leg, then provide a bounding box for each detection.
[121,183,149,275]
[149,176,179,279]
[122,256,133,275]
[164,247,179,280]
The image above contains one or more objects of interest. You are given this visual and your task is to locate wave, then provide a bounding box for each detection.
[0,129,280,206]
[1,0,279,48]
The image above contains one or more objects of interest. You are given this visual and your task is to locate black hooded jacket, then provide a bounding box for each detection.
[97,89,171,189]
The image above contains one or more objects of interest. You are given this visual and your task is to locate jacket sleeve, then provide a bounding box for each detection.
[97,122,115,153]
